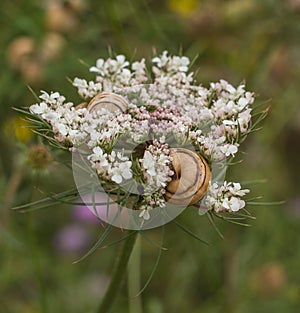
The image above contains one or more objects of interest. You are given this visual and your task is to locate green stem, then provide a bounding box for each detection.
[128,234,143,313]
[27,213,48,313]
[97,231,138,313]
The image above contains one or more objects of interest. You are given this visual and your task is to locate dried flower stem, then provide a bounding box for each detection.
[1,164,24,240]
[97,231,138,313]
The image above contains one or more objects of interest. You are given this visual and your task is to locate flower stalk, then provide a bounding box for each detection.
[97,231,138,313]
[128,234,143,313]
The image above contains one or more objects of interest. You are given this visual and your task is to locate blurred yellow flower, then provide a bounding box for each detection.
[3,116,33,142]
[223,0,256,21]
[167,0,199,16]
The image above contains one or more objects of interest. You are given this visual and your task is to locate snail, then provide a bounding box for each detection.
[87,92,128,114]
[75,102,88,110]
[165,148,211,205]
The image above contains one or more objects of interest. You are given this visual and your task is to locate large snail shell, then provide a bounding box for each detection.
[87,92,128,114]
[165,148,211,205]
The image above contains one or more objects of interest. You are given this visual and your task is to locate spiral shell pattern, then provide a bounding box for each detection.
[75,102,88,110]
[87,92,128,114]
[165,148,211,205]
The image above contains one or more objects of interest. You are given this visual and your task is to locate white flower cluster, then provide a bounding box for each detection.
[28,51,255,221]
[204,182,250,213]
[187,79,254,162]
[86,54,147,91]
[73,78,102,99]
[152,50,190,75]
[30,91,88,146]
[88,147,132,184]
[138,140,174,220]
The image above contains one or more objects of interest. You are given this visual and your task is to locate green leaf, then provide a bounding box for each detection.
[27,85,40,102]
[73,224,113,263]
[172,220,209,245]
[101,231,138,249]
[139,231,168,251]
[214,214,251,227]
[240,179,267,186]
[135,226,165,296]
[247,200,286,206]
[12,187,80,211]
[207,212,224,239]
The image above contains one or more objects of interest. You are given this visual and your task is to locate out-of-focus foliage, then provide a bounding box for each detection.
[0,0,300,312]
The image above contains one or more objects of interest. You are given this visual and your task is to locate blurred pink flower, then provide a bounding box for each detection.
[73,192,111,223]
[53,224,91,254]
[73,199,100,224]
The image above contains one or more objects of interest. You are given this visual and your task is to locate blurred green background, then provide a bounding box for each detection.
[1,0,300,312]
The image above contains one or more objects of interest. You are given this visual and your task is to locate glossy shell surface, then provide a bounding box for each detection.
[87,92,128,114]
[165,148,211,205]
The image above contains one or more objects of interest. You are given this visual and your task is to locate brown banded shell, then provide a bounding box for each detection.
[75,102,88,110]
[165,148,211,205]
[87,92,128,114]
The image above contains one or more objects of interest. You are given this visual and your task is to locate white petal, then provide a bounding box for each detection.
[93,146,103,156]
[90,66,100,73]
[96,59,104,67]
[139,209,150,220]
[233,183,241,190]
[152,57,160,63]
[238,97,248,109]
[223,120,237,126]
[116,55,125,63]
[122,169,132,180]
[112,174,122,184]
[51,92,60,99]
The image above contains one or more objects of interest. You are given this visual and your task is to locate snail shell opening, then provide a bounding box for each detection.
[87,92,128,114]
[165,148,211,205]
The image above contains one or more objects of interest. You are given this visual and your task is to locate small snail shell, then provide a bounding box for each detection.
[75,102,88,110]
[87,92,128,114]
[165,148,211,205]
